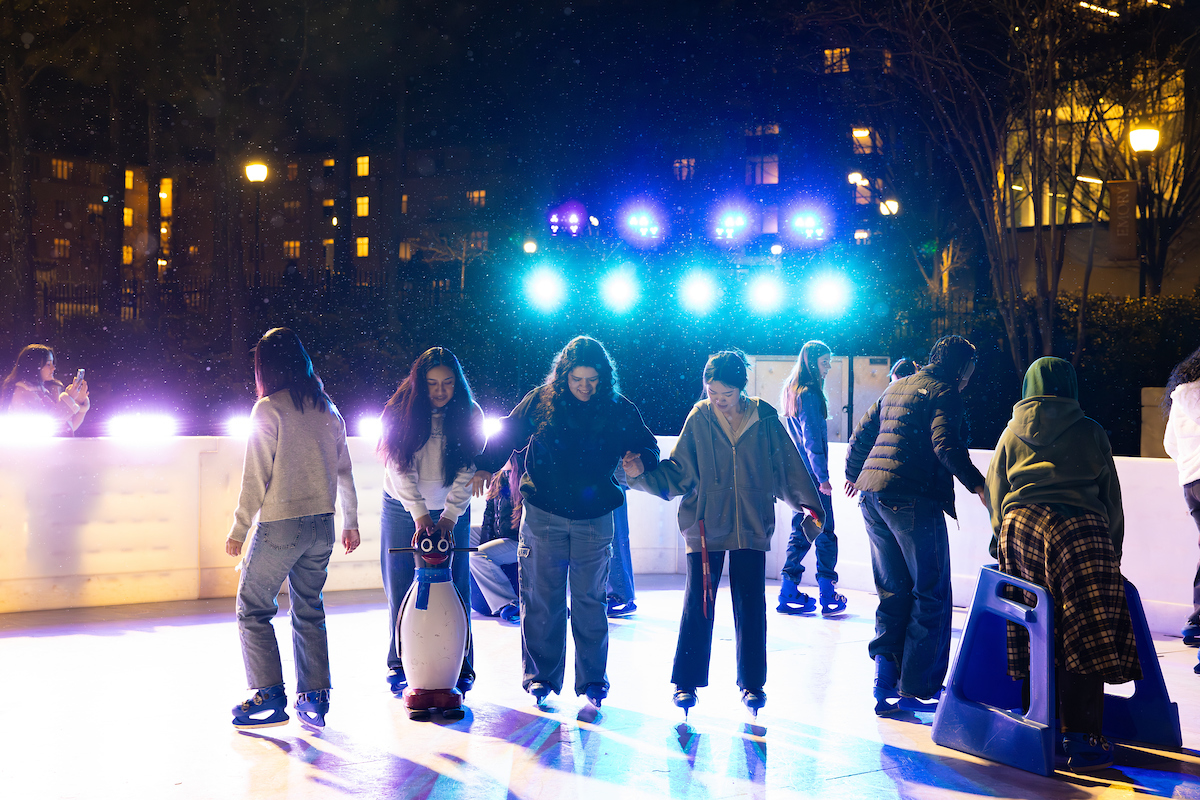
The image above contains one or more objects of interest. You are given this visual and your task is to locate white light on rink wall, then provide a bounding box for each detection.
[226,416,252,438]
[108,413,178,441]
[482,416,503,438]
[0,413,58,444]
[357,416,383,440]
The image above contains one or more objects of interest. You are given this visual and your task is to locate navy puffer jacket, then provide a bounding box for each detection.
[845,365,985,518]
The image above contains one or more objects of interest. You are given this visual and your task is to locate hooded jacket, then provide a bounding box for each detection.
[845,364,984,519]
[629,397,824,554]
[985,357,1124,557]
[1164,379,1200,486]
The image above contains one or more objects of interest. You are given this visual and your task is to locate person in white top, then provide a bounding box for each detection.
[226,328,360,730]
[1,344,90,434]
[1164,345,1200,648]
[378,347,485,696]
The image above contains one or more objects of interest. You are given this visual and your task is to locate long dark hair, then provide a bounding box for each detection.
[1165,344,1200,414]
[253,328,331,413]
[1,344,54,411]
[701,348,750,399]
[781,340,830,419]
[379,347,483,486]
[535,336,620,433]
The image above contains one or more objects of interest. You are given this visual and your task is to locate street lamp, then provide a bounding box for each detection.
[245,163,268,289]
[1129,126,1159,296]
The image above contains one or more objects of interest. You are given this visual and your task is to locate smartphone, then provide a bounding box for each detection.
[75,368,85,383]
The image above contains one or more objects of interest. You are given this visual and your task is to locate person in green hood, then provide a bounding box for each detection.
[986,357,1139,773]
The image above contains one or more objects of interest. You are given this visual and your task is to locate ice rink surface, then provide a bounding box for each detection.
[4,574,1200,799]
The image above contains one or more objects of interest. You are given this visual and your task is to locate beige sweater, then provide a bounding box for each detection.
[228,391,359,542]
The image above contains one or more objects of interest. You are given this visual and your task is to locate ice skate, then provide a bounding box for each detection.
[776,578,816,615]
[817,577,847,615]
[232,684,289,729]
[294,689,329,728]
[741,688,766,716]
[673,686,698,719]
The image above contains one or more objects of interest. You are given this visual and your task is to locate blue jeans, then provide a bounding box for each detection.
[606,489,636,604]
[519,502,613,695]
[470,524,519,614]
[781,489,838,583]
[380,492,473,677]
[672,548,767,691]
[860,491,952,699]
[236,514,335,693]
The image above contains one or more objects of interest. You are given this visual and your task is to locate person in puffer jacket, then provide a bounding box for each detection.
[1164,345,1200,646]
[845,335,986,715]
[624,349,824,716]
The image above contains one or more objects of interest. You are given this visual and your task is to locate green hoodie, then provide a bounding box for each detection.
[985,357,1124,558]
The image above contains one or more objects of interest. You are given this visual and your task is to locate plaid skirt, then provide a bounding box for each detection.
[998,504,1140,684]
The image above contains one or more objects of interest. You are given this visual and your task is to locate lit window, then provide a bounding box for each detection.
[853,229,872,244]
[122,245,133,264]
[356,237,369,257]
[852,127,880,154]
[124,207,133,227]
[323,158,335,167]
[52,238,70,259]
[401,194,408,215]
[824,48,850,74]
[470,231,488,250]
[87,202,104,216]
[323,199,334,217]
[188,245,199,256]
[125,170,134,190]
[882,49,893,74]
[283,200,301,216]
[467,190,486,207]
[323,239,334,267]
[159,178,173,218]
[746,154,779,185]
[398,241,413,261]
[159,220,171,257]
[356,156,370,177]
[284,240,301,259]
[745,124,780,136]
[674,158,695,181]
[356,196,369,217]
[52,159,74,180]
[323,158,335,178]
[287,163,298,181]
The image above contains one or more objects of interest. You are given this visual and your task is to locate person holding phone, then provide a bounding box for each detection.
[1,344,90,434]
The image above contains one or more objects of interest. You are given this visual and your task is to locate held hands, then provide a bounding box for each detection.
[844,480,859,498]
[342,528,360,554]
[819,480,833,496]
[621,451,644,479]
[225,537,243,557]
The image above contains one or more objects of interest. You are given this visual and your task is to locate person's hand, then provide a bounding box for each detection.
[819,480,833,496]
[342,528,360,554]
[844,480,859,498]
[974,486,988,507]
[471,470,492,497]
[622,451,644,479]
[226,537,243,557]
[435,516,456,535]
[412,515,435,546]
[67,378,88,403]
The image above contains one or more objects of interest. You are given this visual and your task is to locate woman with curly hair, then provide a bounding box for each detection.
[378,347,485,697]
[474,336,659,708]
[1,344,90,434]
[1164,344,1200,647]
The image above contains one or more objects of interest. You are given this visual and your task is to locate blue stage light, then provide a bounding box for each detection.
[601,270,639,313]
[748,275,784,313]
[810,275,851,315]
[679,272,718,314]
[525,267,566,311]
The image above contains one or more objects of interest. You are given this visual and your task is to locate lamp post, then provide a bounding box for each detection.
[1129,127,1159,297]
[245,163,268,290]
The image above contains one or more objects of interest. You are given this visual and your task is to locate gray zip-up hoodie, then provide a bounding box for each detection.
[630,397,824,553]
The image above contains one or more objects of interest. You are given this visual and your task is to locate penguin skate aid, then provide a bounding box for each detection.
[390,526,478,721]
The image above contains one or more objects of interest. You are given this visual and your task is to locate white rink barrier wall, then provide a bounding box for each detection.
[0,436,1193,637]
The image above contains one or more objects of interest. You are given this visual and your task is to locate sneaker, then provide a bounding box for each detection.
[1062,732,1114,772]
[232,684,289,729]
[606,599,637,617]
[498,602,521,624]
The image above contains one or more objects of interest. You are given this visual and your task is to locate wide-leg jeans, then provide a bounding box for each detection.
[671,548,767,692]
[380,492,473,677]
[519,502,613,695]
[860,491,952,699]
[237,513,335,694]
[606,489,636,604]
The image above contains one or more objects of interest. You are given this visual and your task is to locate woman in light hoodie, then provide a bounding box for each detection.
[623,349,824,715]
[1164,345,1200,648]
